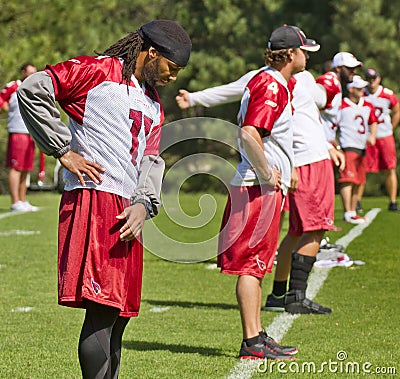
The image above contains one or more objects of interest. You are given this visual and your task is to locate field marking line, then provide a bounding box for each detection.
[10,307,35,313]
[0,211,25,220]
[226,208,381,379]
[0,208,40,220]
[0,229,41,236]
[150,307,171,313]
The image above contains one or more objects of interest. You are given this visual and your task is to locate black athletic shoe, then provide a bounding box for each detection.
[262,293,285,312]
[260,330,298,355]
[285,290,332,315]
[388,201,400,212]
[239,338,295,360]
[319,237,344,253]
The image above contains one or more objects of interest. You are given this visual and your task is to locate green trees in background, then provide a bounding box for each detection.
[1,0,399,194]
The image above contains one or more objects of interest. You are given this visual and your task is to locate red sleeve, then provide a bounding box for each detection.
[388,91,399,109]
[0,81,19,106]
[45,56,122,124]
[366,102,379,124]
[144,126,162,155]
[144,88,164,156]
[242,72,289,132]
[316,73,341,109]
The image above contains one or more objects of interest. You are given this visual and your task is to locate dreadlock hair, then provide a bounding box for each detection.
[99,31,148,85]
[264,48,292,67]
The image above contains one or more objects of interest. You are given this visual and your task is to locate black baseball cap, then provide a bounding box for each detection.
[268,25,320,52]
[365,68,380,79]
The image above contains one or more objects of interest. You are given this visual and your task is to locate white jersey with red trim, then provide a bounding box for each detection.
[0,80,29,133]
[364,85,399,138]
[316,71,342,142]
[45,55,164,198]
[338,97,378,150]
[232,67,294,194]
[291,71,330,167]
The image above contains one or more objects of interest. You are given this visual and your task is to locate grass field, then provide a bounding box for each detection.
[0,192,399,378]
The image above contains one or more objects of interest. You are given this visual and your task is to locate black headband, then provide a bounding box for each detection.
[138,20,192,67]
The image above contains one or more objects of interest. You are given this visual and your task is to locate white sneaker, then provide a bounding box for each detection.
[10,201,28,212]
[22,201,39,212]
[344,214,366,224]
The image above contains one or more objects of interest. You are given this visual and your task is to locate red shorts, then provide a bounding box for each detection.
[282,195,290,212]
[339,151,366,185]
[289,159,335,236]
[58,189,143,317]
[217,185,282,278]
[366,135,397,172]
[6,133,35,171]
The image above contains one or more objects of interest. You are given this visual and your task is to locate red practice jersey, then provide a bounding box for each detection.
[233,67,294,193]
[45,55,164,198]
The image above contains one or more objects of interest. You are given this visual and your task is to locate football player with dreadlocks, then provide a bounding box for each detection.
[18,20,191,378]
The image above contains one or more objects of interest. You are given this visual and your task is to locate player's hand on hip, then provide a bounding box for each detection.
[116,203,147,242]
[175,89,190,109]
[264,168,281,188]
[59,150,105,186]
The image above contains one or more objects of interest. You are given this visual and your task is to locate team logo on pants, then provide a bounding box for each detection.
[91,279,102,295]
[256,256,266,271]
[325,218,334,226]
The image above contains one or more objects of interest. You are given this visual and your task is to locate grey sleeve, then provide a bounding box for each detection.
[17,71,71,158]
[131,154,165,219]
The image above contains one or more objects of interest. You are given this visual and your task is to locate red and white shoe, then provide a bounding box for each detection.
[344,213,366,224]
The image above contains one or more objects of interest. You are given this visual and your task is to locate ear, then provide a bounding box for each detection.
[148,46,159,60]
[287,48,295,62]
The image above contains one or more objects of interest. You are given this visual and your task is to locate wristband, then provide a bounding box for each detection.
[131,198,152,217]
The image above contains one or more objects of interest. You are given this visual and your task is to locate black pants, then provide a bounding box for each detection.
[78,301,130,379]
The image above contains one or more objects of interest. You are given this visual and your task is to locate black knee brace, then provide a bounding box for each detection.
[288,252,316,291]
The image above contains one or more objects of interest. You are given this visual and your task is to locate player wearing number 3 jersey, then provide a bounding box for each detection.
[337,76,378,224]
[17,20,191,379]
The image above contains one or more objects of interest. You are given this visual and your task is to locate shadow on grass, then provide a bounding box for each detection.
[143,299,237,311]
[122,340,229,357]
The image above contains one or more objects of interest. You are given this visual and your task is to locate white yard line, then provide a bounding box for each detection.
[0,211,24,220]
[0,209,41,220]
[0,229,41,236]
[226,208,381,379]
[150,307,171,313]
[10,307,35,313]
